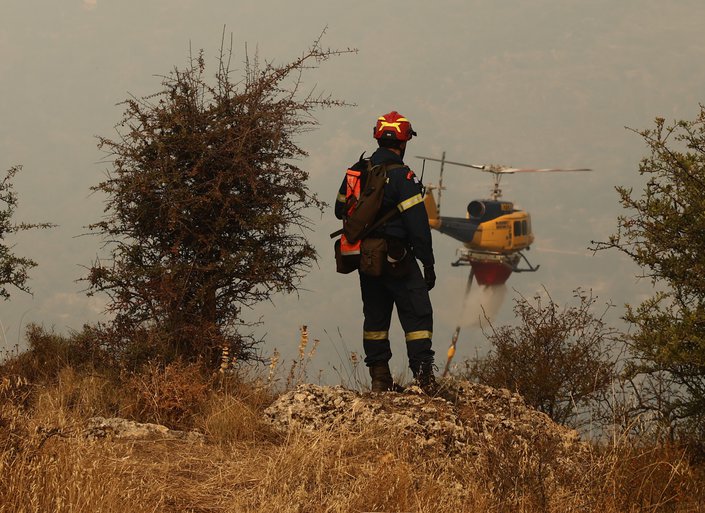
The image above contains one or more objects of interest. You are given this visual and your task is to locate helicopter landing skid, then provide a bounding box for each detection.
[451,249,540,273]
[513,251,540,273]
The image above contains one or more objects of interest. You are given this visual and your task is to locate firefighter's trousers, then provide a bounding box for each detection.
[359,261,434,373]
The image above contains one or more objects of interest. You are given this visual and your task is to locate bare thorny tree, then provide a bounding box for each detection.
[0,166,54,301]
[88,34,355,363]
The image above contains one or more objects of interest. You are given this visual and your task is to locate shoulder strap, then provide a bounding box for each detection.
[329,207,400,240]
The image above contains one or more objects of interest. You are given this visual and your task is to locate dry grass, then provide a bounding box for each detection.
[0,415,489,512]
[2,349,705,512]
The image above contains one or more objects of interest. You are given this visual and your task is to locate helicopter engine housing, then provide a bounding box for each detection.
[466,200,514,222]
[467,200,485,219]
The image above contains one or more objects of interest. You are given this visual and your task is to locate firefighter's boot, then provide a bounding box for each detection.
[369,363,393,393]
[414,361,439,396]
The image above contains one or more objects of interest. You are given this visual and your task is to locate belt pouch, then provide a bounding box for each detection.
[360,238,387,277]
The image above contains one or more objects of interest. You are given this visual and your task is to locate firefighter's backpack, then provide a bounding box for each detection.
[343,159,404,243]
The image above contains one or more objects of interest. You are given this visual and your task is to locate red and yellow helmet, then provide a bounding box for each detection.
[373,111,417,142]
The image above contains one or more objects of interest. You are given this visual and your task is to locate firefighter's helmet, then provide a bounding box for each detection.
[373,111,417,142]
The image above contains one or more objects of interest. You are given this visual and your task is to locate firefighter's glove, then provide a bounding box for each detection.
[423,265,436,291]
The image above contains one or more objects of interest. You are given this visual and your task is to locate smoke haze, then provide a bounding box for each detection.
[1,1,703,371]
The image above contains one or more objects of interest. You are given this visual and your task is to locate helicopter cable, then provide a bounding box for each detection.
[444,268,474,377]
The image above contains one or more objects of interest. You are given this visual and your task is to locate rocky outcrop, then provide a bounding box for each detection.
[265,384,469,451]
[83,416,205,442]
[264,381,583,461]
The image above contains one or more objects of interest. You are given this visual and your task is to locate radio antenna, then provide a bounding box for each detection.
[437,151,446,214]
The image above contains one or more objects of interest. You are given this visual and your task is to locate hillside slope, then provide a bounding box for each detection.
[1,357,703,512]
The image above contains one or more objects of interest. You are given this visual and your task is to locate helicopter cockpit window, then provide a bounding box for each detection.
[514,221,521,237]
[521,220,528,235]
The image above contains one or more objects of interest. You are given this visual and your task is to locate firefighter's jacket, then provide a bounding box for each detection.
[335,147,435,267]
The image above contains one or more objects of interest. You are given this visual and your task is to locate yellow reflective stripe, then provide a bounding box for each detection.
[336,193,347,203]
[397,193,424,212]
[405,330,432,341]
[363,330,389,340]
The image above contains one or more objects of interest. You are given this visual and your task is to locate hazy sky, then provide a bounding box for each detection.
[2,1,704,381]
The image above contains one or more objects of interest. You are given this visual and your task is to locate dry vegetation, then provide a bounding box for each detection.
[1,328,704,513]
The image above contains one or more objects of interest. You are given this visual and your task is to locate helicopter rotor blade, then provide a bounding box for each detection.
[497,167,593,174]
[416,155,486,170]
[416,156,592,175]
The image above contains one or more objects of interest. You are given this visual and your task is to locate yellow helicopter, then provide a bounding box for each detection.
[416,153,591,376]
[416,152,591,287]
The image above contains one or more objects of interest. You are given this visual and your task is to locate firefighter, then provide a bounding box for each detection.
[335,111,437,393]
